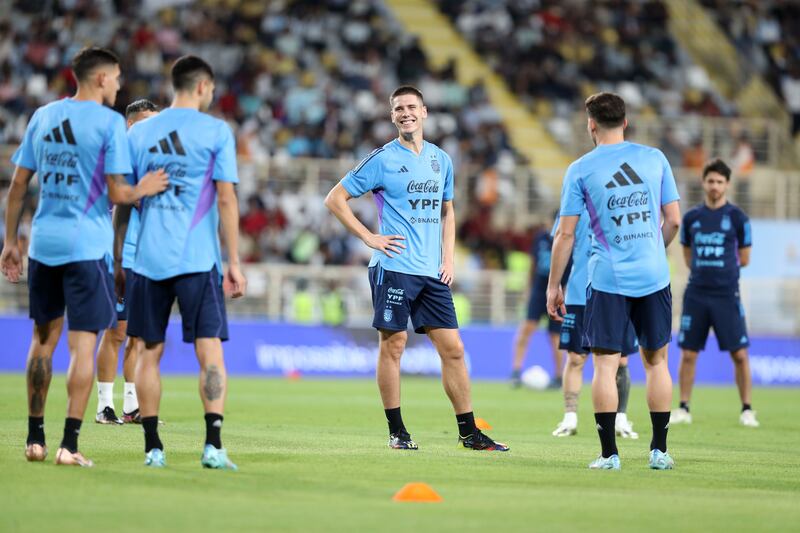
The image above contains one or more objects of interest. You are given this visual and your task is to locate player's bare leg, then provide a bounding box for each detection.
[511,320,537,386]
[615,357,637,438]
[553,351,585,436]
[377,330,416,449]
[731,348,759,427]
[196,337,236,469]
[136,339,165,466]
[55,330,98,467]
[428,327,508,451]
[641,345,674,469]
[95,321,126,424]
[121,335,141,422]
[24,317,62,461]
[589,350,620,468]
[671,349,697,424]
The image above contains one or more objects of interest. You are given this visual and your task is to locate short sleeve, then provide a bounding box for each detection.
[659,151,680,205]
[11,109,40,171]
[736,210,752,248]
[341,148,383,197]
[104,113,133,175]
[442,152,454,201]
[213,122,238,183]
[559,161,585,216]
[680,212,692,246]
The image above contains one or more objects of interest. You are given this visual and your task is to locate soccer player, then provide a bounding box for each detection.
[0,47,168,466]
[95,99,159,425]
[510,214,565,389]
[546,92,682,470]
[325,85,508,452]
[670,159,758,427]
[124,55,245,469]
[551,212,639,439]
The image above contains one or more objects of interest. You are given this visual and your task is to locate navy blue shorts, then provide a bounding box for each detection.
[28,258,116,332]
[126,266,228,343]
[679,287,749,352]
[368,265,458,334]
[584,285,672,352]
[115,267,137,322]
[526,284,562,333]
[559,305,639,356]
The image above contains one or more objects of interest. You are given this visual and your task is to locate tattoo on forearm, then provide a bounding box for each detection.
[203,365,223,401]
[27,356,52,415]
[564,391,579,413]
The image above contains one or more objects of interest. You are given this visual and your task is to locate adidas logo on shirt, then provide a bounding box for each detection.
[605,162,643,189]
[399,165,409,173]
[148,130,186,156]
[43,119,77,145]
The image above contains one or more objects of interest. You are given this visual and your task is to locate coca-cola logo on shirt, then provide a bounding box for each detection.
[608,190,649,210]
[406,180,440,194]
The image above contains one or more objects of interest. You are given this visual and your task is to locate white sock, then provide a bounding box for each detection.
[563,411,578,426]
[97,382,115,413]
[616,412,628,426]
[123,382,139,414]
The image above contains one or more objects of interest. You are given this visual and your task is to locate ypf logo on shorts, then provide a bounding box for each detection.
[387,287,405,306]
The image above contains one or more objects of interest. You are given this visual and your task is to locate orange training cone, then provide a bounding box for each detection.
[392,482,443,503]
[475,418,492,430]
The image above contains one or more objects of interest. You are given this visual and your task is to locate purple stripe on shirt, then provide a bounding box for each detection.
[190,154,217,229]
[83,147,106,213]
[583,190,610,250]
[373,190,385,225]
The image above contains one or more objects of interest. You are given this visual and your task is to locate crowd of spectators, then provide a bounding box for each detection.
[701,0,800,135]
[0,0,536,270]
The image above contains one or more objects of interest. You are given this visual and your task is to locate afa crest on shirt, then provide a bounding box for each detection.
[721,214,731,231]
[383,308,393,322]
[430,157,440,174]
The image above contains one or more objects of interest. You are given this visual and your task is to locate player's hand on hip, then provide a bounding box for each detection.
[365,233,406,258]
[114,263,126,301]
[136,168,169,197]
[439,260,455,286]
[546,284,566,321]
[0,245,22,283]
[223,264,247,298]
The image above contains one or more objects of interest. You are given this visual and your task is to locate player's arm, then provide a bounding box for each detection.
[217,181,246,298]
[661,201,681,247]
[439,200,455,285]
[106,171,169,205]
[682,246,692,269]
[112,204,132,298]
[324,182,406,257]
[738,247,751,267]
[546,215,578,321]
[0,166,35,283]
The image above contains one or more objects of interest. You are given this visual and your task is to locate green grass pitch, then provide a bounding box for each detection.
[0,374,798,532]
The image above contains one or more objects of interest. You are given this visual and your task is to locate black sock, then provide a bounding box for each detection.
[60,418,81,453]
[456,411,477,438]
[742,403,752,412]
[384,407,405,435]
[594,412,618,458]
[650,411,670,452]
[679,401,689,412]
[27,416,45,445]
[205,413,223,449]
[142,416,163,453]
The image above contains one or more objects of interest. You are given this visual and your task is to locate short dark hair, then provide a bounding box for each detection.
[171,55,214,92]
[585,92,626,129]
[702,158,732,181]
[71,47,120,82]
[125,99,158,119]
[389,85,424,106]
